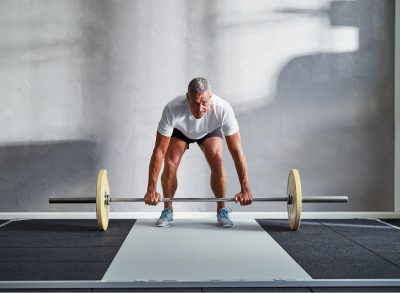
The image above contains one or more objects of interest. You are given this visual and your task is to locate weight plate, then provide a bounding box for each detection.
[287,169,302,231]
[96,169,110,231]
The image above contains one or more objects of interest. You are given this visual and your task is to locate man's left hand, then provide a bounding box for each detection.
[234,190,253,205]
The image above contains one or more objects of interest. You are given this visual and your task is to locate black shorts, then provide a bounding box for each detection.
[171,128,223,148]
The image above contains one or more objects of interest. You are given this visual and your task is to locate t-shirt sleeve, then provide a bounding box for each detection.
[221,103,239,136]
[157,105,174,136]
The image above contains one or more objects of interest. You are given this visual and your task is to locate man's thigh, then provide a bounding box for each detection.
[164,137,188,165]
[199,136,224,165]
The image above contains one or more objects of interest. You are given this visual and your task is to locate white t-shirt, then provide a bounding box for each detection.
[157,94,239,140]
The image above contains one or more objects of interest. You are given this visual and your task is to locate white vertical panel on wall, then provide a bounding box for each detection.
[395,0,400,211]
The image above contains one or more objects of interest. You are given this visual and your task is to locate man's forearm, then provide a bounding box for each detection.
[147,149,164,192]
[232,151,250,191]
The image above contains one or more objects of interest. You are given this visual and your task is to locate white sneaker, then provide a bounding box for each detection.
[156,208,174,227]
[217,207,233,228]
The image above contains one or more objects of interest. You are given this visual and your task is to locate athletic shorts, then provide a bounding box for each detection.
[171,128,223,149]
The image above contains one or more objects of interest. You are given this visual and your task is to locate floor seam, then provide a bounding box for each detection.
[376,218,400,230]
[0,219,17,228]
[318,220,400,271]
[255,219,313,280]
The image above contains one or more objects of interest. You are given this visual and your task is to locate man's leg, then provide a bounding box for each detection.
[161,137,187,210]
[199,137,226,211]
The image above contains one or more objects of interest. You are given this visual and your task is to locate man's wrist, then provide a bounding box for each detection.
[147,184,156,193]
[240,183,250,193]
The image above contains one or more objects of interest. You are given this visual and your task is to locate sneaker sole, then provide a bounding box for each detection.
[156,220,173,227]
[219,224,233,228]
[218,221,233,228]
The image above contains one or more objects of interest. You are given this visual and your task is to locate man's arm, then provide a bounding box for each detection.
[144,132,170,205]
[225,131,253,205]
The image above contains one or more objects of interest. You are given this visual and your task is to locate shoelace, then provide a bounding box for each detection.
[160,209,171,219]
[218,208,231,219]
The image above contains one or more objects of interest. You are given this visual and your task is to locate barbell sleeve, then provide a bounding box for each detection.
[302,196,348,203]
[49,197,96,204]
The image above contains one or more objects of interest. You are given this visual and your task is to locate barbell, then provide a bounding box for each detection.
[49,169,348,231]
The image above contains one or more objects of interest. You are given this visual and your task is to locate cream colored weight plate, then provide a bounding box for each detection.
[287,169,302,231]
[96,169,110,231]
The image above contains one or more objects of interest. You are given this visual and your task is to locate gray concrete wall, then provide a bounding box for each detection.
[0,0,394,213]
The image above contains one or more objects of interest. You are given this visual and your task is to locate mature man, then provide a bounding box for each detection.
[144,77,252,228]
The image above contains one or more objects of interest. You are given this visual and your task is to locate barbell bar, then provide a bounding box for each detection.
[49,169,348,231]
[50,196,348,204]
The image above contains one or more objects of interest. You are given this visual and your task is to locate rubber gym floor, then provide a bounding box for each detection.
[1,217,400,292]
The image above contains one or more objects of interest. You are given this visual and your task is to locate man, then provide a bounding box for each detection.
[144,77,252,228]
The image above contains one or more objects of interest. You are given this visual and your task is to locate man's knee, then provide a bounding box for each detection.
[163,157,179,177]
[208,151,224,175]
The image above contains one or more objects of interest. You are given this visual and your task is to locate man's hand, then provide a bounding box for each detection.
[144,190,161,206]
[234,189,253,205]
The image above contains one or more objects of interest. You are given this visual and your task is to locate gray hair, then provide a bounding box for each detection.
[187,77,212,95]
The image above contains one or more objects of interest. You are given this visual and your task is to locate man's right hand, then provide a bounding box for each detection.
[144,190,161,206]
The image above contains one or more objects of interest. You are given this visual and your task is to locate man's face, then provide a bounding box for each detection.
[187,91,211,119]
